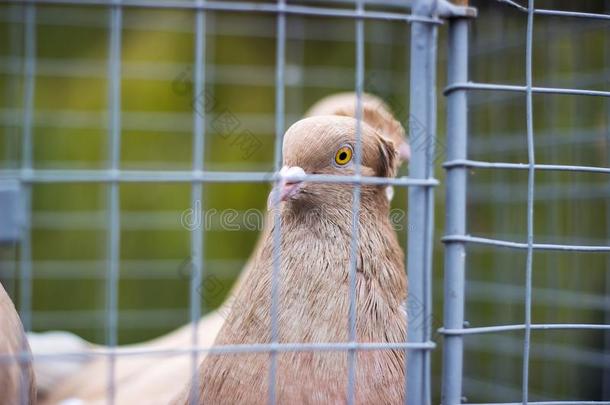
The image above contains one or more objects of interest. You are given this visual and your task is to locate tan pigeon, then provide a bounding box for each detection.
[305,92,410,162]
[1,282,36,404]
[36,93,408,405]
[176,115,408,404]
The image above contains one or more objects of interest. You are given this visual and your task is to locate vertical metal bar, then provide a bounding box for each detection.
[6,5,21,170]
[441,13,469,405]
[272,0,286,172]
[188,2,206,403]
[106,3,122,404]
[422,14,437,405]
[19,6,36,404]
[407,1,436,404]
[347,1,364,404]
[521,1,535,404]
[269,0,286,403]
[601,0,610,392]
[20,1,36,335]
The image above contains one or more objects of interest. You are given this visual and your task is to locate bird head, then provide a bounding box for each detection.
[269,115,397,210]
[304,92,410,164]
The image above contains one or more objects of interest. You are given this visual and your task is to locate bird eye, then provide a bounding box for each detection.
[334,145,353,166]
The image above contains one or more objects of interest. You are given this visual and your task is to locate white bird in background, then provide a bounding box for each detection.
[0,282,36,404]
[32,92,409,405]
[175,114,408,404]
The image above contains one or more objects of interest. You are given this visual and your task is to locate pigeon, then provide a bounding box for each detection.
[35,92,408,405]
[1,282,36,404]
[305,92,410,162]
[38,316,224,405]
[176,115,408,404]
[28,330,93,398]
[305,92,409,202]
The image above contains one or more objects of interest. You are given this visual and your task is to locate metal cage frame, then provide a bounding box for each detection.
[2,0,610,404]
[0,0,444,404]
[440,1,610,405]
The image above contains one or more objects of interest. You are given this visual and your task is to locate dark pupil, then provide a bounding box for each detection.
[339,151,348,161]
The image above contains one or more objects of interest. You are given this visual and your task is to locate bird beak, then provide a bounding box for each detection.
[279,166,305,201]
[267,165,306,209]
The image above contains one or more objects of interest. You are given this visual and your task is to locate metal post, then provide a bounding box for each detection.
[269,0,286,403]
[521,2,536,403]
[188,2,206,403]
[601,0,610,392]
[19,5,36,404]
[407,0,437,404]
[106,3,122,404]
[347,2,365,404]
[5,5,21,170]
[20,1,36,335]
[441,10,469,405]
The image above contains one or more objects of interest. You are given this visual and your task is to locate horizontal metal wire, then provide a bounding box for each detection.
[0,59,605,97]
[439,323,610,336]
[444,82,610,98]
[0,0,442,24]
[0,67,604,127]
[0,0,419,11]
[468,69,610,107]
[497,0,610,21]
[535,9,610,21]
[0,341,437,365]
[288,0,415,9]
[443,159,610,175]
[467,86,600,110]
[3,4,606,59]
[0,10,396,42]
[1,0,418,11]
[0,169,439,186]
[467,402,610,405]
[495,0,527,12]
[442,235,610,252]
[6,229,610,279]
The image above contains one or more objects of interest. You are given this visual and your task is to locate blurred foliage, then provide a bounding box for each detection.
[0,0,609,402]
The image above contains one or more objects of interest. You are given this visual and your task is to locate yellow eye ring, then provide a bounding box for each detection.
[334,145,353,166]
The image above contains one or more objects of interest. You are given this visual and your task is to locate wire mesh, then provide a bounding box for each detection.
[2,0,609,404]
[0,0,439,404]
[441,1,610,404]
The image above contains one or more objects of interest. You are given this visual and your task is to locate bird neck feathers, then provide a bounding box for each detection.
[222,186,406,344]
[187,185,408,404]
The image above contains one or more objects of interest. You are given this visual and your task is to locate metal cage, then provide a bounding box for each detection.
[1,0,610,404]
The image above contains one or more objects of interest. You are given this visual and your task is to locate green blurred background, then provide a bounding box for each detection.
[0,0,609,402]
